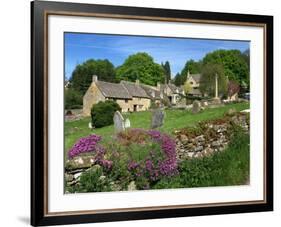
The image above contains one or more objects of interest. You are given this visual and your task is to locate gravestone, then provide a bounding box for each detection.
[192,100,201,114]
[113,111,125,133]
[124,118,131,129]
[151,109,165,129]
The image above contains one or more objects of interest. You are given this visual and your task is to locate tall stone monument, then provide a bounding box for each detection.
[213,73,221,104]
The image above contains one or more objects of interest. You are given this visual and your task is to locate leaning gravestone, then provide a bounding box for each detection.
[113,111,125,133]
[151,109,165,129]
[192,100,201,114]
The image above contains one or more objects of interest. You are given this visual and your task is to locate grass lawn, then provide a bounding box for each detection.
[65,102,249,158]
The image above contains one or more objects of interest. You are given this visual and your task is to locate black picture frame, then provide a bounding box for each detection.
[31,0,274,226]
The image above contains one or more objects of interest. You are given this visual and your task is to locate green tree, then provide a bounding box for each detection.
[203,49,249,87]
[199,64,227,97]
[174,73,183,86]
[162,61,171,83]
[70,59,116,95]
[116,52,165,86]
[65,88,83,109]
[181,59,202,80]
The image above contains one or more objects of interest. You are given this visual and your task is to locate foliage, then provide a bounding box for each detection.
[203,49,249,88]
[174,73,182,86]
[228,80,240,98]
[161,61,171,83]
[183,80,192,94]
[77,167,112,192]
[199,63,228,96]
[70,59,116,94]
[174,60,203,86]
[65,88,83,109]
[180,59,203,82]
[153,126,249,189]
[116,52,165,86]
[91,100,121,128]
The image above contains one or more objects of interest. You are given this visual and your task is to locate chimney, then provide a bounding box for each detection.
[92,75,98,83]
[157,82,161,91]
[135,79,140,85]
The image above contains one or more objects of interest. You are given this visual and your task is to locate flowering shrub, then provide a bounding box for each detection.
[68,134,102,158]
[114,129,178,188]
[67,129,178,191]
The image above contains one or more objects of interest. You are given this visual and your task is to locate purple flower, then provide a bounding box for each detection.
[68,134,102,158]
[100,159,113,170]
[128,161,139,171]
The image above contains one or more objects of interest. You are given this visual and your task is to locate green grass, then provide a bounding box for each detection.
[152,127,250,189]
[65,102,249,158]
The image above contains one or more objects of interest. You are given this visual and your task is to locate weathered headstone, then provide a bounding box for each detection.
[151,109,165,129]
[192,100,201,114]
[113,111,125,133]
[124,118,131,129]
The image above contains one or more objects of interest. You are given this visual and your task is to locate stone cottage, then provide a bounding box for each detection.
[83,76,151,116]
[160,82,185,105]
[83,75,184,116]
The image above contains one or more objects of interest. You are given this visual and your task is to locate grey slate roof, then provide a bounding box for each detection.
[189,88,202,96]
[96,81,132,99]
[160,83,183,94]
[121,81,150,98]
[140,84,163,100]
[190,74,202,83]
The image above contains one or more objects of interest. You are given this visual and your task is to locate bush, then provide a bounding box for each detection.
[91,100,121,128]
[77,166,112,192]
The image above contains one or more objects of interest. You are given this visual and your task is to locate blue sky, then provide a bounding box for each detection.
[64,32,249,79]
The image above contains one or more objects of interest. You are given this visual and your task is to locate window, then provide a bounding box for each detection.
[125,99,128,103]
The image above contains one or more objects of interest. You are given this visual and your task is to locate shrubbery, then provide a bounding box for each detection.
[91,100,121,128]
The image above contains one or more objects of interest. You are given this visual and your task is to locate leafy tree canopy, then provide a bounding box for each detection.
[116,52,165,86]
[199,64,228,97]
[202,49,249,87]
[174,60,203,86]
[65,88,83,109]
[70,59,116,95]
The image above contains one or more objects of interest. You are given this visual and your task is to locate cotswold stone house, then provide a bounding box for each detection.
[83,75,184,116]
[185,71,202,97]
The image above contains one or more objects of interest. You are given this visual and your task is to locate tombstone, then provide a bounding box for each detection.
[151,109,165,129]
[113,111,125,133]
[124,118,131,129]
[192,100,201,114]
[88,122,93,129]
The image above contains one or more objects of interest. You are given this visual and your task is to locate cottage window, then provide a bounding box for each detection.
[125,99,128,103]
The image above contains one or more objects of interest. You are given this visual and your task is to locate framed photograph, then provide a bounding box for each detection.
[31,0,273,226]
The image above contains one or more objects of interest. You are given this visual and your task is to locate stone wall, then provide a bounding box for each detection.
[175,112,249,160]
